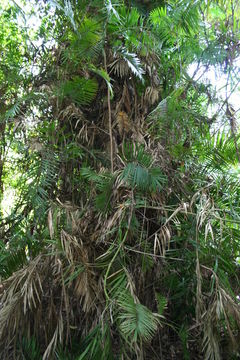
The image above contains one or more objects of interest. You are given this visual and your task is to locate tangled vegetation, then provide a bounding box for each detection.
[0,0,240,359]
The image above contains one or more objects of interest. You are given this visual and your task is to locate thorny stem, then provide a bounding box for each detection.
[195,227,203,324]
[103,229,129,302]
[103,49,114,173]
[104,194,134,302]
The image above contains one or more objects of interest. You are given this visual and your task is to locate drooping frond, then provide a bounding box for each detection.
[110,47,145,82]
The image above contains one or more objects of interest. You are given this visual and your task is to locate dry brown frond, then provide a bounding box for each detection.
[48,208,54,239]
[117,111,132,136]
[0,256,44,356]
[43,315,64,360]
[153,225,171,257]
[60,230,80,264]
[201,270,240,360]
[74,267,99,313]
[0,229,102,358]
[144,87,159,105]
[109,58,130,78]
[59,103,85,121]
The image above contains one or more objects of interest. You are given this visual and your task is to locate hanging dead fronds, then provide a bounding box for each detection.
[117,110,132,136]
[153,225,171,257]
[144,86,159,105]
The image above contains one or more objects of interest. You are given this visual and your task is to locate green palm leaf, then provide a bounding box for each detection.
[59,77,98,105]
[118,293,160,343]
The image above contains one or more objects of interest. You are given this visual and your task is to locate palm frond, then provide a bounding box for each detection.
[51,0,77,31]
[196,130,240,170]
[110,47,145,82]
[120,143,166,192]
[155,292,167,316]
[80,167,115,211]
[19,336,41,360]
[150,1,200,43]
[118,293,160,344]
[59,77,98,106]
[0,242,27,278]
[77,324,114,360]
[121,163,165,192]
[90,65,113,97]
[61,17,103,63]
[120,49,145,82]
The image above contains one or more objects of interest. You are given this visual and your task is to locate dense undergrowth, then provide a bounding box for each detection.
[0,0,239,359]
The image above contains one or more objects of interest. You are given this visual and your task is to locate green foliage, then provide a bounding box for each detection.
[75,325,114,360]
[155,292,167,316]
[150,1,200,43]
[81,167,115,211]
[178,326,190,360]
[117,48,145,82]
[0,240,27,278]
[117,293,160,343]
[26,151,59,220]
[120,143,167,192]
[0,0,240,359]
[90,66,113,97]
[194,131,240,170]
[59,77,98,105]
[121,163,166,192]
[61,17,103,63]
[20,336,41,360]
